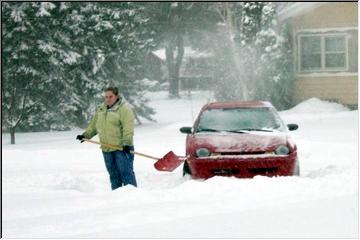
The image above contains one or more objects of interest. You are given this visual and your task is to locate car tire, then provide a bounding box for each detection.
[182,160,192,176]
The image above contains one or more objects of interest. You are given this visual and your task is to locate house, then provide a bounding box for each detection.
[152,47,214,90]
[143,52,164,82]
[278,2,358,108]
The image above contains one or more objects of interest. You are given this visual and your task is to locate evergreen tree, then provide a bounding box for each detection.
[2,2,157,144]
[2,2,74,143]
[82,2,157,123]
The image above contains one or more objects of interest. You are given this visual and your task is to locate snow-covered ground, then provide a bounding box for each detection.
[2,91,358,238]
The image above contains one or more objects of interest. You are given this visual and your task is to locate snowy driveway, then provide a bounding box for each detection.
[2,92,358,238]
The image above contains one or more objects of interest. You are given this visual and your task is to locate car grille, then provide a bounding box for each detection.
[248,167,278,175]
[211,167,279,176]
[211,169,240,175]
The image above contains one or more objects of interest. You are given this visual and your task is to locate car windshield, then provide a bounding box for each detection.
[196,107,286,133]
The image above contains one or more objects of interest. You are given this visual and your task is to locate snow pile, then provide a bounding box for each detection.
[282,97,349,115]
[280,97,352,125]
[50,173,96,193]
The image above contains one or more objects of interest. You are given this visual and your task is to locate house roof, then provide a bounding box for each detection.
[278,2,327,21]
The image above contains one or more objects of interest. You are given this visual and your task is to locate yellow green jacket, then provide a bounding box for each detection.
[83,99,134,152]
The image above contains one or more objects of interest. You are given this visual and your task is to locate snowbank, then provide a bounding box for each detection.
[282,97,349,115]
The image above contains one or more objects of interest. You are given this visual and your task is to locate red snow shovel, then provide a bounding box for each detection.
[82,139,185,172]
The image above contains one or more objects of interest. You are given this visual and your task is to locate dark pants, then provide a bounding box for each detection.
[102,148,137,190]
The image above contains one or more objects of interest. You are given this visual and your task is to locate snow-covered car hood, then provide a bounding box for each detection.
[187,131,292,154]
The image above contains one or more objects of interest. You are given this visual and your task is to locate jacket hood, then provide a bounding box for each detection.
[101,97,124,110]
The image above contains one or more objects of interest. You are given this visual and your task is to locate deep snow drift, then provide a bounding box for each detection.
[2,91,358,238]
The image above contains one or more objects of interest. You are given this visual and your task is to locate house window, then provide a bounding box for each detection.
[299,34,347,72]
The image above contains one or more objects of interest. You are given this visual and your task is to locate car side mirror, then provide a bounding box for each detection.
[180,127,192,134]
[287,124,298,131]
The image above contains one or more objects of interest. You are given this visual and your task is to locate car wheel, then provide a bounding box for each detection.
[182,160,192,176]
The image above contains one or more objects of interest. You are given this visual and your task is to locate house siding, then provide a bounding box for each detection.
[294,76,358,105]
[286,2,358,106]
[291,2,357,29]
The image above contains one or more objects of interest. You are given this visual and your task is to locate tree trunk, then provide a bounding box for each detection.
[10,127,15,144]
[166,34,184,99]
[173,34,184,97]
[166,43,176,98]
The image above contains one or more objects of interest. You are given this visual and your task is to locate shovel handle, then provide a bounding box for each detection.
[83,139,160,161]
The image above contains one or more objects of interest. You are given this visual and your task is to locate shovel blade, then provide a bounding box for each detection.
[154,151,185,172]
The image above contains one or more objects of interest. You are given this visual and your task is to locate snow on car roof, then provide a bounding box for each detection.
[205,101,274,109]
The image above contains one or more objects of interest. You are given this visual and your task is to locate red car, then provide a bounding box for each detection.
[180,101,299,179]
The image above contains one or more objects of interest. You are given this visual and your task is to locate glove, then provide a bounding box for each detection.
[123,145,132,154]
[76,134,85,143]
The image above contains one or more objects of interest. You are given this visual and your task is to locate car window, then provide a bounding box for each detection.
[196,107,286,132]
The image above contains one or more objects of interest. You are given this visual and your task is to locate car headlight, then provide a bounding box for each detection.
[275,145,290,155]
[196,148,211,157]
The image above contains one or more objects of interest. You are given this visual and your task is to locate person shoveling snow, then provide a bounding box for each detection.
[76,87,138,190]
[76,86,185,190]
